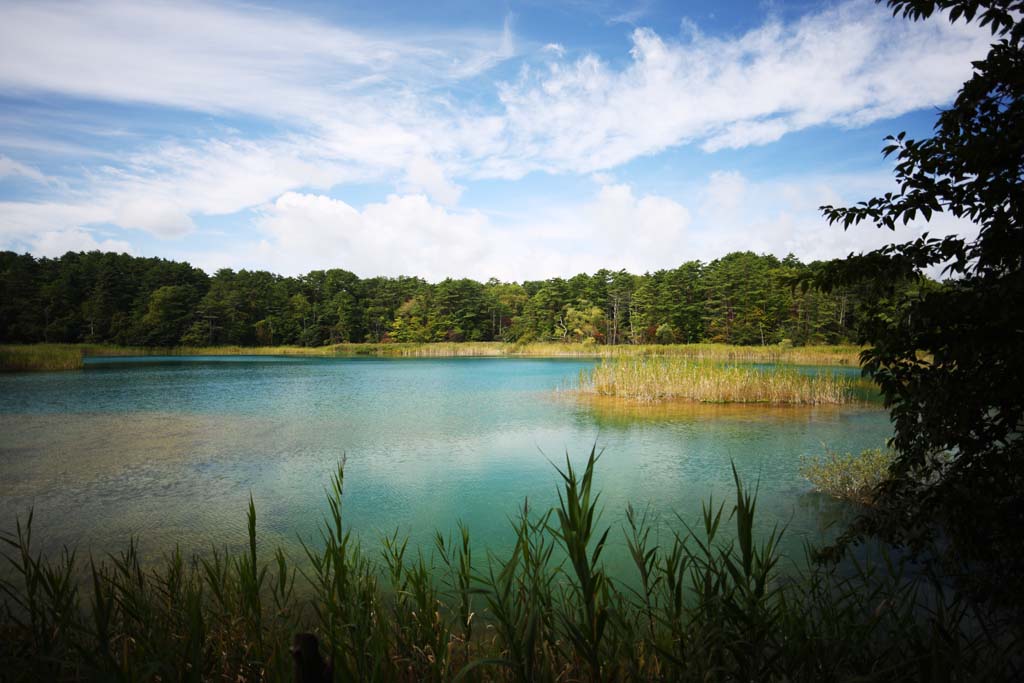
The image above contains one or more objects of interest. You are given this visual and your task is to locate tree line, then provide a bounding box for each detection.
[0,249,926,347]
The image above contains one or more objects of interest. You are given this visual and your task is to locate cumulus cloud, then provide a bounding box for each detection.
[200,183,691,281]
[686,169,982,274]
[587,183,691,251]
[252,192,492,279]
[32,228,133,257]
[120,167,982,282]
[403,158,464,206]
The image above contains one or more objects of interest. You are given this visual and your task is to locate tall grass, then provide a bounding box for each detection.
[2,451,1018,681]
[6,341,864,366]
[79,342,509,358]
[578,357,865,404]
[0,345,83,372]
[515,341,863,366]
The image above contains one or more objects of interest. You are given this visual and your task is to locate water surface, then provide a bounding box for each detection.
[0,356,890,571]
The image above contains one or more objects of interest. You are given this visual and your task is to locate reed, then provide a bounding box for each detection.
[0,345,83,372]
[513,341,864,366]
[2,342,865,368]
[1,450,1018,681]
[577,357,866,404]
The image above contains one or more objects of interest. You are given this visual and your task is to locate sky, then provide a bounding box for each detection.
[0,0,991,281]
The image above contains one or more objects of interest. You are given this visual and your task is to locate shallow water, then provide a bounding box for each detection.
[0,356,890,571]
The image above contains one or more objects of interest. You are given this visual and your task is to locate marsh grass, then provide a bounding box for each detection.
[0,345,83,372]
[2,450,1019,681]
[578,357,866,404]
[800,448,895,505]
[3,341,864,368]
[515,342,864,366]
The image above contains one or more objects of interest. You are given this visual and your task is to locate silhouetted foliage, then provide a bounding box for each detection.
[804,0,1024,609]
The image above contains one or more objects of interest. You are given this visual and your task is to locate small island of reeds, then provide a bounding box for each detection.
[576,356,866,404]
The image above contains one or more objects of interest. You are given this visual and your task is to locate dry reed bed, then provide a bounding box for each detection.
[0,342,864,372]
[578,357,864,404]
[515,342,863,366]
[68,341,870,365]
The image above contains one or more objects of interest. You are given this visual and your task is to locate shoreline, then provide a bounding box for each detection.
[1,341,865,372]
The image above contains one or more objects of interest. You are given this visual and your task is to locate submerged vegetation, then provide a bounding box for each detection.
[2,451,1019,681]
[577,357,865,404]
[800,448,895,505]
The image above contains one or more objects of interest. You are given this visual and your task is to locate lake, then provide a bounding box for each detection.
[0,356,890,573]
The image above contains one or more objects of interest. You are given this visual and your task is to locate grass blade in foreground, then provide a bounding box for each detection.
[1,450,1019,681]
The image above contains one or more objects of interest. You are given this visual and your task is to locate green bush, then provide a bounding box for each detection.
[800,448,894,505]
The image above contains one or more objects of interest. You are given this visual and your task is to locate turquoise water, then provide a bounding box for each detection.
[0,356,890,571]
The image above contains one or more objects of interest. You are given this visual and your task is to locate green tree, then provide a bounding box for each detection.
[807,0,1024,608]
[139,285,199,345]
[484,279,528,341]
[562,301,607,343]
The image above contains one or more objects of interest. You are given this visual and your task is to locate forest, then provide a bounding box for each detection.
[0,249,924,348]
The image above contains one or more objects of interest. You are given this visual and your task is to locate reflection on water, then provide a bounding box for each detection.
[0,356,891,570]
[572,393,883,425]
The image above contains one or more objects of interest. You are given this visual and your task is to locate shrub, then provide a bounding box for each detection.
[800,448,895,505]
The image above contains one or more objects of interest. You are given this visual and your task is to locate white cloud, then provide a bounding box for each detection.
[494,2,990,172]
[202,183,692,281]
[686,169,982,274]
[151,168,983,281]
[587,183,690,250]
[252,192,491,279]
[0,0,992,272]
[0,201,109,244]
[0,0,990,189]
[0,155,54,185]
[403,158,464,206]
[113,198,194,237]
[0,0,514,120]
[0,136,370,242]
[32,228,133,257]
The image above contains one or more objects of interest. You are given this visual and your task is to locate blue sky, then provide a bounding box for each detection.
[0,0,988,280]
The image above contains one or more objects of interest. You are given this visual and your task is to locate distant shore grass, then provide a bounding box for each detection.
[0,341,864,371]
[577,357,867,404]
[0,344,83,372]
